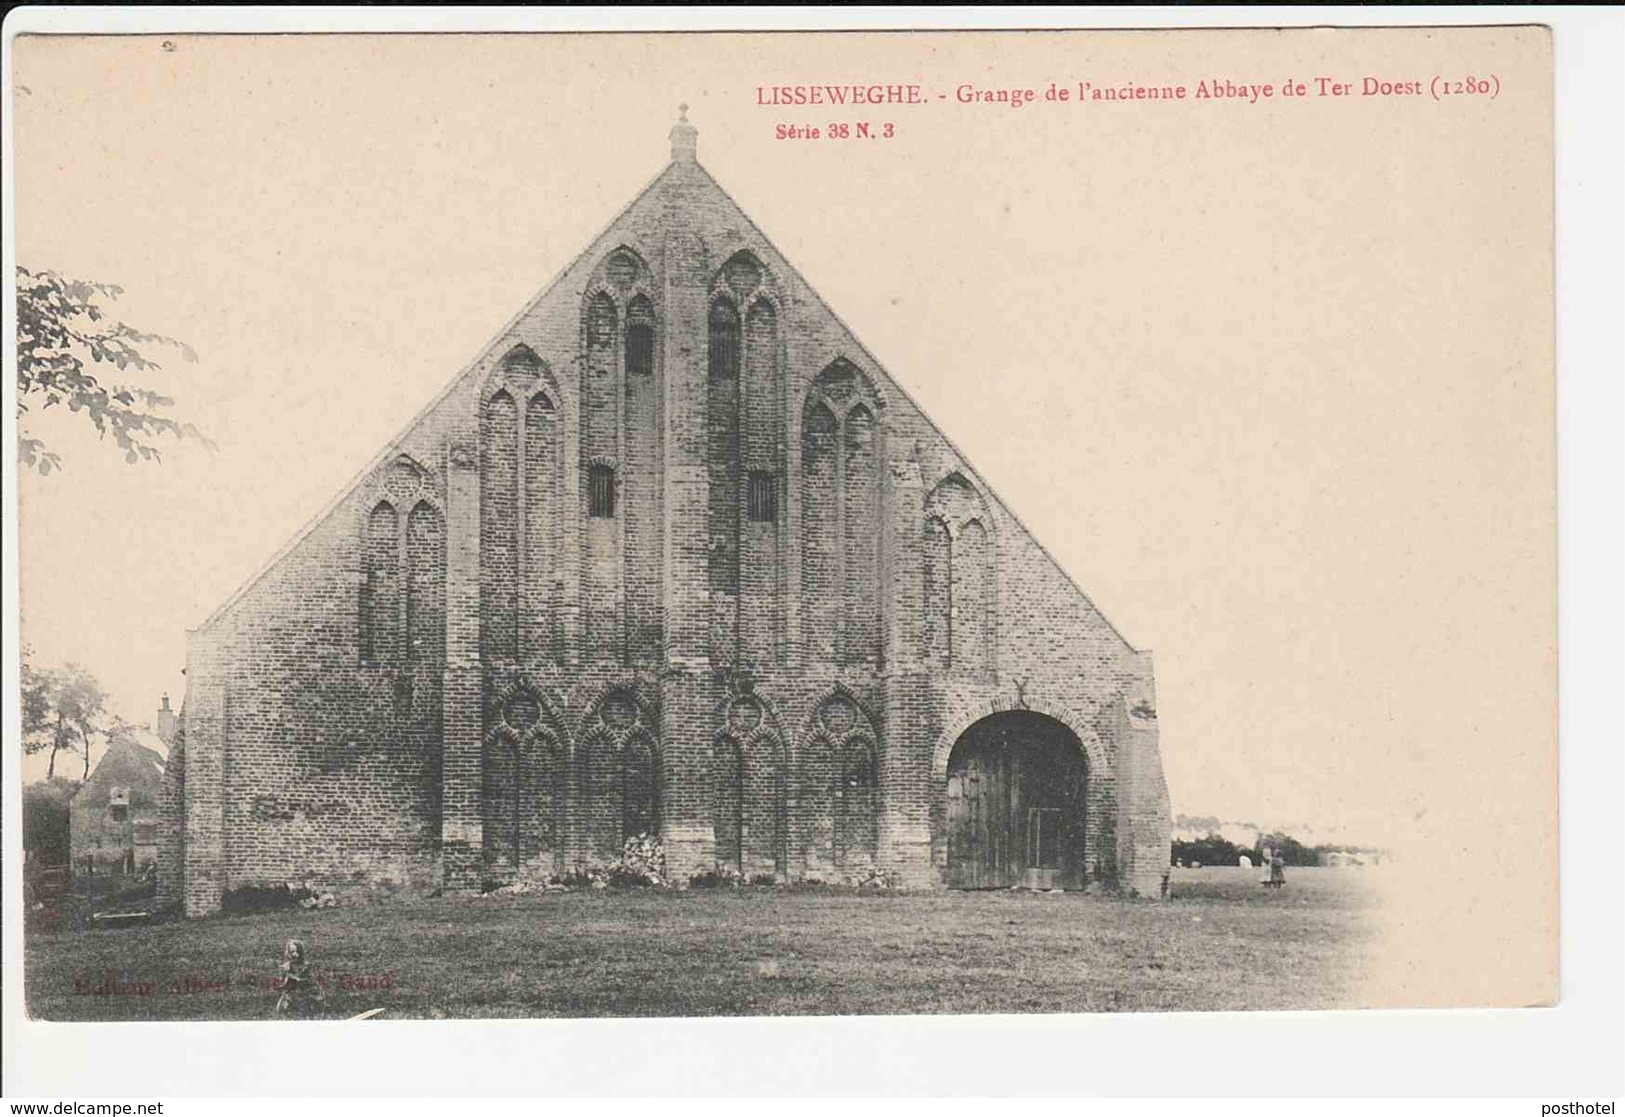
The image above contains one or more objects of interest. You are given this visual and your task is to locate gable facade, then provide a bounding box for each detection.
[72,733,167,877]
[158,115,1171,915]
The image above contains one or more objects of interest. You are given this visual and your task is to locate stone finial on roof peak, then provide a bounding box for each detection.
[670,102,698,164]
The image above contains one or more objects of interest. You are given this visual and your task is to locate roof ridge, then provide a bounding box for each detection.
[197,147,1144,655]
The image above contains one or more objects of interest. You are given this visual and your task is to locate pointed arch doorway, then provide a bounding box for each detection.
[946,711,1087,890]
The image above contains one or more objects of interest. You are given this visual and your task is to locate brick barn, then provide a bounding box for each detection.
[157,112,1171,916]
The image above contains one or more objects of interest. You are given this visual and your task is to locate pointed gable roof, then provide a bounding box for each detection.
[197,157,686,631]
[72,729,167,809]
[198,111,1141,653]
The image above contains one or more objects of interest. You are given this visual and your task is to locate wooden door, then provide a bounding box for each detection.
[948,715,1088,890]
[1025,807,1063,890]
[948,745,1017,889]
[1016,739,1086,890]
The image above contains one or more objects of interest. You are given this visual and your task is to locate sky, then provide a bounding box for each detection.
[10,31,1555,846]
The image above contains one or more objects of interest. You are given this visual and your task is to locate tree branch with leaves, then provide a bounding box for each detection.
[20,649,110,782]
[15,266,214,474]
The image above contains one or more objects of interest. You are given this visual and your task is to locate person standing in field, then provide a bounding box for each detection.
[1268,850,1287,889]
[274,939,326,1016]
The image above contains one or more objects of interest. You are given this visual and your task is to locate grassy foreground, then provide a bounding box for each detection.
[23,866,1378,1020]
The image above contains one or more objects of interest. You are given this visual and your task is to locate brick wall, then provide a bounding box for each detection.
[171,142,1170,914]
[70,740,165,876]
[155,727,185,905]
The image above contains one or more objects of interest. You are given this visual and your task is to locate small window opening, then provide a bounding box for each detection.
[626,323,654,377]
[747,471,778,523]
[588,464,616,518]
[708,302,740,381]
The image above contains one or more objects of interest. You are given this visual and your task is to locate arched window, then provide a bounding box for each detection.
[478,341,561,667]
[481,691,563,878]
[708,301,741,382]
[709,257,785,667]
[708,300,742,614]
[361,501,399,664]
[406,501,444,663]
[586,293,617,353]
[580,689,662,858]
[801,361,883,666]
[804,695,881,876]
[581,292,617,463]
[802,402,838,439]
[624,731,660,840]
[716,694,788,879]
[480,390,519,660]
[502,343,542,377]
[737,297,784,664]
[360,455,444,670]
[838,733,879,871]
[955,518,993,674]
[713,736,744,873]
[923,516,952,670]
[522,391,559,660]
[842,404,879,663]
[801,400,840,662]
[626,296,655,378]
[581,292,621,662]
[606,249,639,288]
[924,475,995,675]
[743,300,779,465]
[722,252,762,295]
[623,294,660,665]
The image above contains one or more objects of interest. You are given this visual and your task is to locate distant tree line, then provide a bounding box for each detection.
[1171,831,1373,868]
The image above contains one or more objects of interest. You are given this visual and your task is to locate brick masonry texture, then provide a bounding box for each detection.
[72,736,166,875]
[158,123,1172,916]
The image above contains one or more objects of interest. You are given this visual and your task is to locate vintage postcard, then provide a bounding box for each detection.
[10,24,1554,1032]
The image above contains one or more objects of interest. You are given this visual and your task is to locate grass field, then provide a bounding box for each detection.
[23,866,1380,1020]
